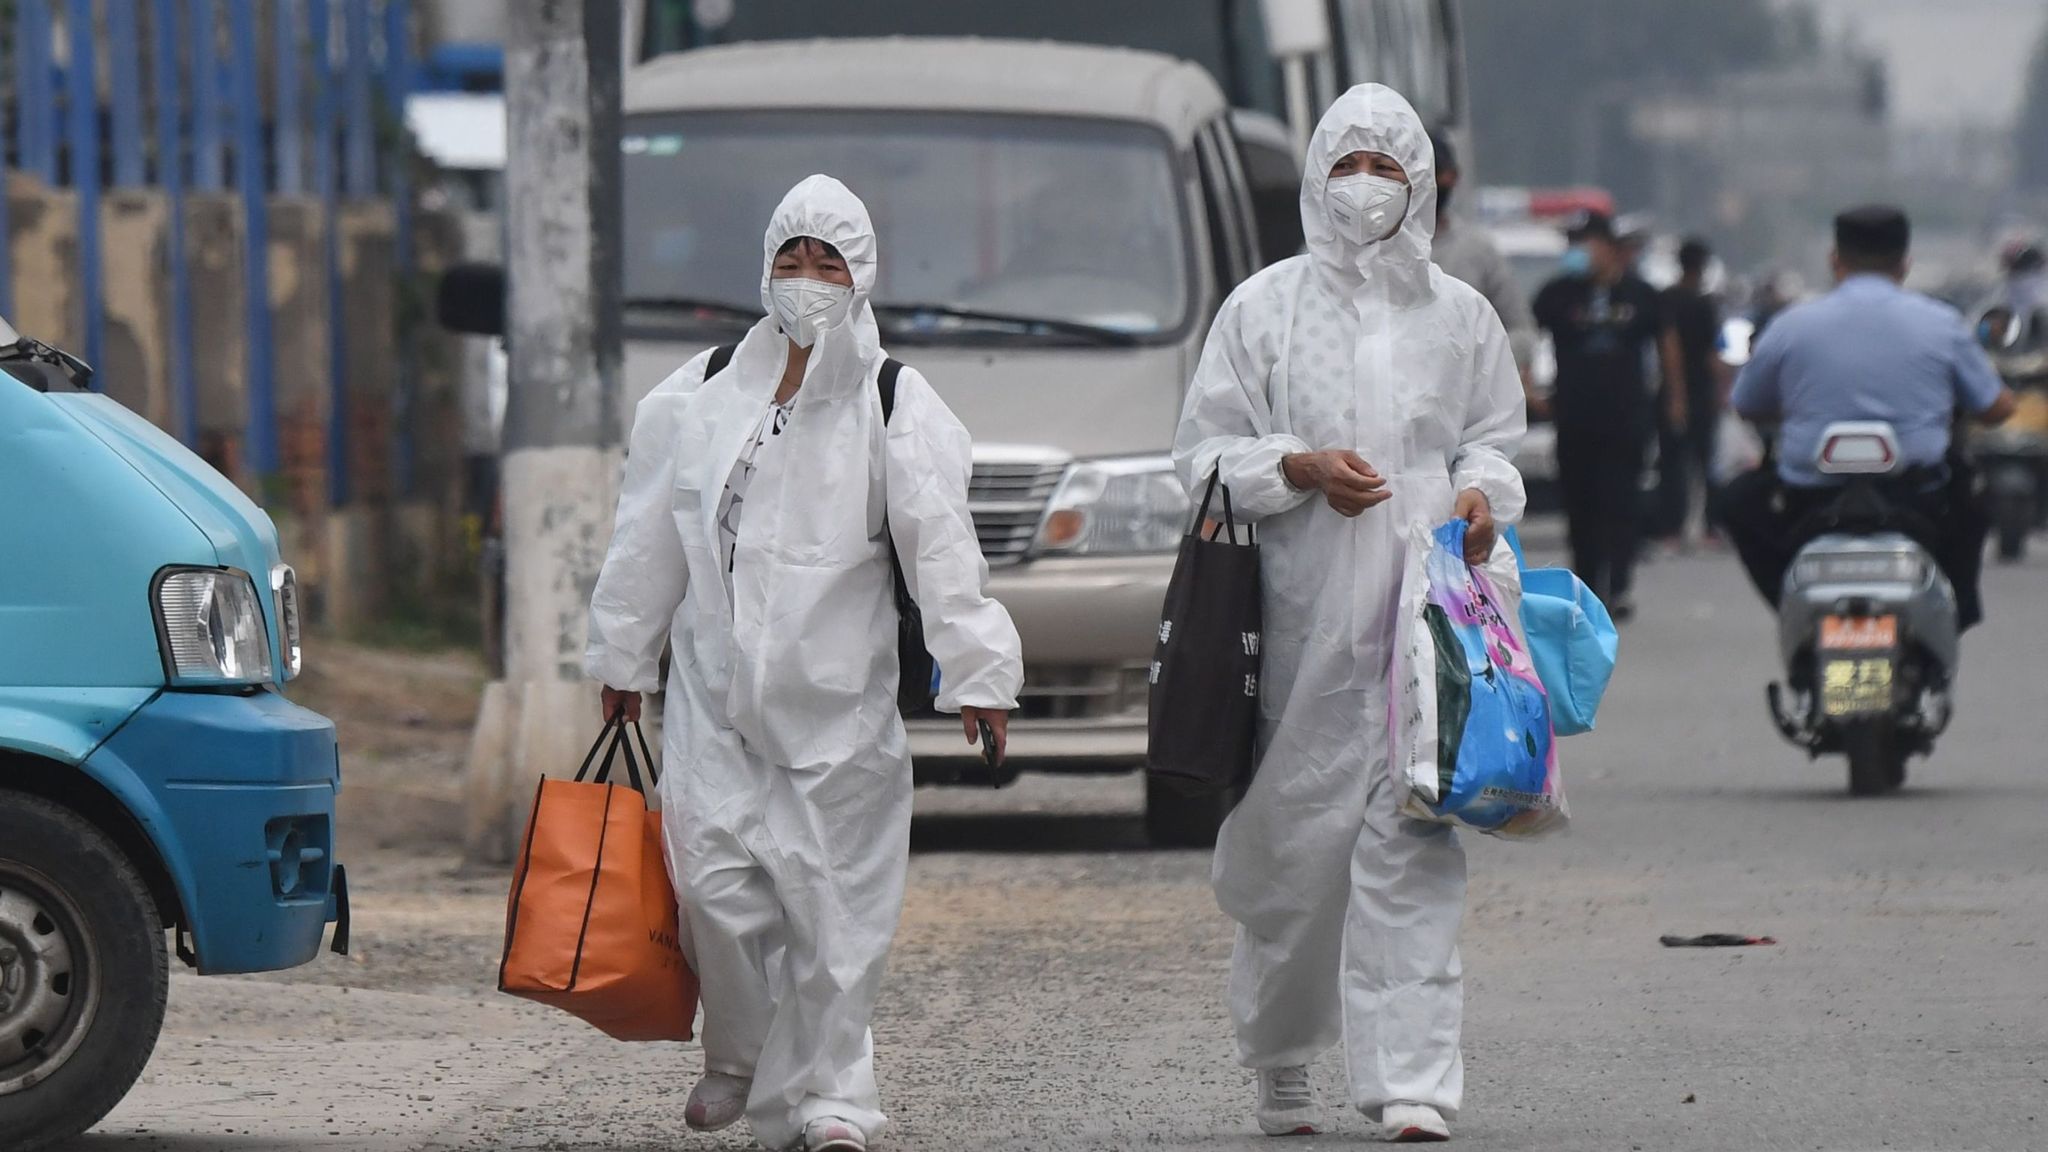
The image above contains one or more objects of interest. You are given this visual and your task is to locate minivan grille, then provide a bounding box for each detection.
[968,461,1066,566]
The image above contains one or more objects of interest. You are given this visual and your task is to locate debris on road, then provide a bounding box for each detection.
[1660,933,1777,947]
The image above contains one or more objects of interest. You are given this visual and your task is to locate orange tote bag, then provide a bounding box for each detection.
[498,718,698,1041]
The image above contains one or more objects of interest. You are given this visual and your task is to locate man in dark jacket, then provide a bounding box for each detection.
[1533,211,1671,617]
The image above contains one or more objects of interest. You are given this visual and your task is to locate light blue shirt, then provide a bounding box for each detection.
[1733,274,2005,486]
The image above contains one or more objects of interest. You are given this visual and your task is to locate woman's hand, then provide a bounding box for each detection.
[1282,449,1391,517]
[600,686,641,724]
[961,706,1009,766]
[1454,488,1497,564]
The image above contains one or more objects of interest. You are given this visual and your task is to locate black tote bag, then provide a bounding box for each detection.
[1146,473,1263,792]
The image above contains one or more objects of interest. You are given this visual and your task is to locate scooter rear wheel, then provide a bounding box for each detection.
[1843,722,1907,797]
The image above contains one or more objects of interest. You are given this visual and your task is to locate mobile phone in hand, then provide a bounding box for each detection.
[978,717,1001,781]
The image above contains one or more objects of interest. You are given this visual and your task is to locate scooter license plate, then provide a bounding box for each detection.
[1819,614,1898,717]
[1820,615,1897,651]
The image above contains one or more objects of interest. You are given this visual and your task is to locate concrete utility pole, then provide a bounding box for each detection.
[465,0,625,862]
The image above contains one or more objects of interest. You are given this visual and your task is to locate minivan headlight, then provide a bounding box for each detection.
[154,568,275,685]
[1033,456,1190,556]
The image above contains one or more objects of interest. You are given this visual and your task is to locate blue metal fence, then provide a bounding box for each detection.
[4,0,417,503]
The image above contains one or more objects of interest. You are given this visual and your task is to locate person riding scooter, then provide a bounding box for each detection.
[1719,205,2017,629]
[1969,239,2048,560]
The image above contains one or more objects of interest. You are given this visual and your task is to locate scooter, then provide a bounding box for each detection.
[1766,423,1958,796]
[1972,303,2048,561]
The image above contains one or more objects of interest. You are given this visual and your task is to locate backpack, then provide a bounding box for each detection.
[705,344,938,714]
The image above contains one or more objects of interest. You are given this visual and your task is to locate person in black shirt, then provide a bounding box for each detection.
[1533,211,1672,616]
[1653,237,1730,546]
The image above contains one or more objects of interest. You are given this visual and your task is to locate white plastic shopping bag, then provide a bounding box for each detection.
[1712,411,1765,486]
[1389,520,1569,839]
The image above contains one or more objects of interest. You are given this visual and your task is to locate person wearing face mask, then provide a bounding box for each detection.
[1427,130,1538,398]
[1174,84,1526,1144]
[1532,211,1672,620]
[585,174,1022,1152]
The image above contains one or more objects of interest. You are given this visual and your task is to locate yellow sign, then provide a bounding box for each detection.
[1821,657,1893,717]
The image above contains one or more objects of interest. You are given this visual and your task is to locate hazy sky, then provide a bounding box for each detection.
[1788,0,2047,126]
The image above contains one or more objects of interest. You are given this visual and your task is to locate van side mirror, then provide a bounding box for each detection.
[437,263,507,338]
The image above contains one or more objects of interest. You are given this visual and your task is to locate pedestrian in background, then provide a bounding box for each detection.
[1653,237,1731,549]
[1533,211,1672,620]
[585,176,1022,1152]
[1428,130,1539,397]
[1175,84,1526,1144]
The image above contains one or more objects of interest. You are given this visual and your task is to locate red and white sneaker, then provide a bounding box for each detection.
[1256,1065,1323,1136]
[683,1071,749,1132]
[1382,1102,1451,1142]
[803,1116,867,1152]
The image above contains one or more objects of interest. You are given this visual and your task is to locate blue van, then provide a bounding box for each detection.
[0,320,347,1150]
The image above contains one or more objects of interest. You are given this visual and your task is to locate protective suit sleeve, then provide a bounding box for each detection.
[1173,289,1315,519]
[884,366,1024,713]
[583,351,711,692]
[1450,304,1530,524]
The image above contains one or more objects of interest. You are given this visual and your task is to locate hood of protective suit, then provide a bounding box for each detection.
[1299,84,1438,305]
[748,174,883,399]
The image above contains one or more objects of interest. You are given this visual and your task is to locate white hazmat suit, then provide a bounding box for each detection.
[585,175,1023,1149]
[1172,86,1527,1121]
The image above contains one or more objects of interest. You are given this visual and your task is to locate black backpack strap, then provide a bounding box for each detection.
[704,343,738,381]
[877,357,904,422]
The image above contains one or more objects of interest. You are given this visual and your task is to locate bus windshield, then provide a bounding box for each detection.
[639,0,1282,120]
[1334,0,1461,129]
[621,111,1192,341]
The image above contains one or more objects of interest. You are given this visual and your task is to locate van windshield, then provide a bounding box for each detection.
[639,0,1280,119]
[621,111,1192,342]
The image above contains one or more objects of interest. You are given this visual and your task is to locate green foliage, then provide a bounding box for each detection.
[1463,0,1817,186]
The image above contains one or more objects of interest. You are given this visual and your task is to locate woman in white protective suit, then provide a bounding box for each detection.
[585,175,1023,1152]
[1173,86,1526,1143]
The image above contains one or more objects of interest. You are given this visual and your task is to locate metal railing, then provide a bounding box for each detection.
[3,0,413,502]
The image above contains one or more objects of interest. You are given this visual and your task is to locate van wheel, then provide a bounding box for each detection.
[0,793,169,1151]
[1144,775,1240,848]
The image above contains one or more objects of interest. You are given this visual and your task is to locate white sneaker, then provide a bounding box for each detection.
[683,1071,749,1132]
[803,1116,868,1152]
[1382,1102,1450,1143]
[1256,1065,1322,1136]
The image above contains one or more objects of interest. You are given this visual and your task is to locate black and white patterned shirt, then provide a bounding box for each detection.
[715,399,795,591]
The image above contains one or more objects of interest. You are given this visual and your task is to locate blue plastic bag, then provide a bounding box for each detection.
[1392,521,1567,838]
[1504,528,1618,737]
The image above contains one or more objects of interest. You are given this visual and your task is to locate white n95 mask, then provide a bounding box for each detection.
[1326,173,1411,246]
[770,277,854,348]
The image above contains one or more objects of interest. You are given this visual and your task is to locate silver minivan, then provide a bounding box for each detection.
[616,38,1278,843]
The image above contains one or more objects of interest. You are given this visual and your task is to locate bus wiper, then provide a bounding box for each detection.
[872,302,1142,346]
[623,297,764,325]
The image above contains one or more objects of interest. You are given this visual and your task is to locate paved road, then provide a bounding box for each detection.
[80,539,2048,1151]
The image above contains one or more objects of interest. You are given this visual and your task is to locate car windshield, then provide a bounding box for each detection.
[621,111,1192,342]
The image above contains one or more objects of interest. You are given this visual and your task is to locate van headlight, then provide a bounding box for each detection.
[154,568,276,686]
[1033,456,1190,556]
